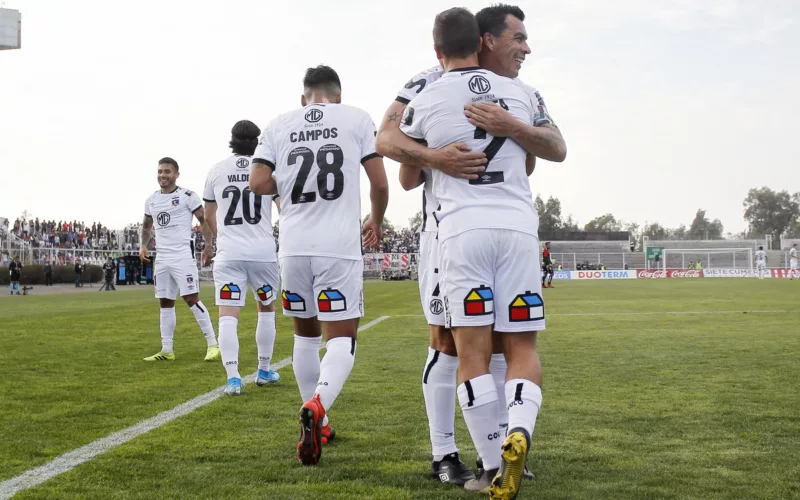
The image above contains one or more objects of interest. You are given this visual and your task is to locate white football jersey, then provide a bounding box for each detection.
[253,103,379,260]
[396,64,554,127]
[400,67,538,241]
[203,154,277,263]
[790,248,798,260]
[756,250,767,262]
[144,187,202,261]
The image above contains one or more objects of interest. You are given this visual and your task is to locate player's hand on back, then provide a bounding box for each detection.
[139,246,150,263]
[432,143,487,180]
[361,217,382,250]
[464,101,521,138]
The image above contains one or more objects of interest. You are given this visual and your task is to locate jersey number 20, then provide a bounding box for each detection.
[222,186,262,226]
[288,144,344,204]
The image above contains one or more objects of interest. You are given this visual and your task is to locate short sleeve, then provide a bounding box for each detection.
[399,94,428,141]
[360,113,381,164]
[396,65,443,104]
[186,190,202,213]
[202,170,216,202]
[144,195,152,217]
[524,85,555,127]
[252,120,277,170]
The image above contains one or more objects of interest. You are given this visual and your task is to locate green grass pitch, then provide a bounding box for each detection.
[1,279,799,499]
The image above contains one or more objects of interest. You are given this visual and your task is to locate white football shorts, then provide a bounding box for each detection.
[154,258,200,299]
[418,231,445,326]
[279,256,364,321]
[440,228,545,333]
[757,261,767,270]
[790,258,798,270]
[213,260,280,307]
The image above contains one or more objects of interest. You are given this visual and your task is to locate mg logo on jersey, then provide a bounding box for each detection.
[236,157,249,169]
[468,75,491,94]
[305,108,323,123]
[156,212,171,226]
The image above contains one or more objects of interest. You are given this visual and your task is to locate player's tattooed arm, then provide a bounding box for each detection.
[139,215,153,262]
[464,102,567,162]
[249,162,277,195]
[376,100,486,180]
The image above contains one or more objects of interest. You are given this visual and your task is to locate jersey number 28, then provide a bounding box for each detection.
[288,144,344,204]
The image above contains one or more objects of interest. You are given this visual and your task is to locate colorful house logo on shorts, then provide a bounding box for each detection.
[318,289,346,313]
[219,283,241,301]
[464,286,494,316]
[256,285,273,302]
[509,291,544,322]
[282,290,306,312]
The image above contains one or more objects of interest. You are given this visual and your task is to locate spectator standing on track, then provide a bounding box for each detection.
[74,259,83,287]
[44,262,53,286]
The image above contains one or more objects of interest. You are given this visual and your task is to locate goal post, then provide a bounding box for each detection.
[661,248,753,272]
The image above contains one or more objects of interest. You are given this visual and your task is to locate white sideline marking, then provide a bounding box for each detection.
[395,309,799,318]
[0,315,392,500]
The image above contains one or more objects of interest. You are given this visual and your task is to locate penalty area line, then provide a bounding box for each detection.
[0,315,392,500]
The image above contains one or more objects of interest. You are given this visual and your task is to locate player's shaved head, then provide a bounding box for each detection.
[158,157,179,172]
[302,65,342,101]
[433,7,480,59]
[229,120,261,156]
[476,4,525,37]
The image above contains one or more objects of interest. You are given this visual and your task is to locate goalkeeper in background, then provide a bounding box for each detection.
[542,241,555,288]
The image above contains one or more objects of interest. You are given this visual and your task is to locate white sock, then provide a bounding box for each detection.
[314,337,356,412]
[422,348,459,459]
[458,374,502,471]
[256,312,276,371]
[490,353,509,436]
[505,379,543,439]
[293,335,321,403]
[190,301,217,346]
[160,308,176,353]
[218,316,240,380]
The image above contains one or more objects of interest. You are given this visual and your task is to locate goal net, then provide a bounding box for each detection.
[660,248,753,272]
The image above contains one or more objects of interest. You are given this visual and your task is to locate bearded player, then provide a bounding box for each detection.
[202,120,283,396]
[379,3,565,486]
[250,65,389,466]
[140,158,219,362]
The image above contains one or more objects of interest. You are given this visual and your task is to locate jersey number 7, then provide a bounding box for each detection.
[469,99,508,186]
[288,145,345,204]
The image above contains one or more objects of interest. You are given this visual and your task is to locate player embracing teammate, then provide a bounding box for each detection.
[379,5,566,498]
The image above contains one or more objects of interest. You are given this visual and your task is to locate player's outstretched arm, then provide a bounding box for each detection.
[376,100,486,180]
[139,215,153,263]
[464,102,567,162]
[249,162,277,196]
[362,156,389,249]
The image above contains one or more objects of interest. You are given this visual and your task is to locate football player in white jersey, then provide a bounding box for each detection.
[399,9,552,498]
[249,65,389,466]
[202,120,283,396]
[140,158,219,362]
[756,246,768,279]
[790,244,798,279]
[382,4,565,487]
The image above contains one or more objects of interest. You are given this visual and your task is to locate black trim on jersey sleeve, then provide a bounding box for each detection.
[361,152,382,163]
[144,213,153,219]
[253,159,276,171]
[202,198,215,203]
[395,96,410,105]
[191,205,203,214]
[412,138,428,146]
[273,194,280,199]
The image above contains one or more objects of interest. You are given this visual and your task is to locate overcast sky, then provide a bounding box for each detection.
[1,0,797,234]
